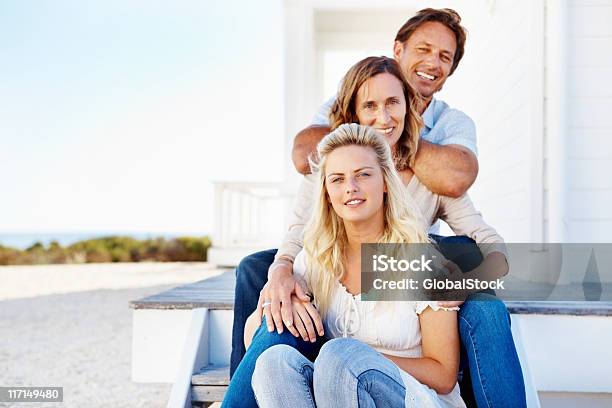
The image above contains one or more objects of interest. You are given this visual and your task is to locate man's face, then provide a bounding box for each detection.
[393,21,457,103]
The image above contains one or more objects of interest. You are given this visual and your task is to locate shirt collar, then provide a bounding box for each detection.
[422,97,437,130]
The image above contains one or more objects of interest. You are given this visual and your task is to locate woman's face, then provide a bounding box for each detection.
[355,72,406,148]
[324,145,386,224]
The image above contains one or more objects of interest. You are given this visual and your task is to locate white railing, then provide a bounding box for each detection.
[212,181,295,250]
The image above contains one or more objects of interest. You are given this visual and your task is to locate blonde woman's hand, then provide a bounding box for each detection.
[256,260,311,335]
[437,260,465,308]
[290,294,324,342]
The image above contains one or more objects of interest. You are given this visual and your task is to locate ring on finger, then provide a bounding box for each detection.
[262,300,272,308]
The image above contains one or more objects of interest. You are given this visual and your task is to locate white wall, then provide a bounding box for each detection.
[440,0,612,244]
[563,0,612,242]
[438,0,545,243]
[314,8,416,102]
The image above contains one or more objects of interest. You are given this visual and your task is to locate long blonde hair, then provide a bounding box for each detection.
[328,56,422,170]
[303,123,429,317]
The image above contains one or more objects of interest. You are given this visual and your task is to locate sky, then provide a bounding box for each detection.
[0,0,285,235]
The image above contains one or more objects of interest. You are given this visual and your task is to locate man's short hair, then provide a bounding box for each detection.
[395,8,467,76]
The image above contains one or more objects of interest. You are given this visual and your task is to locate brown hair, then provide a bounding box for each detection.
[328,56,422,170]
[395,8,467,76]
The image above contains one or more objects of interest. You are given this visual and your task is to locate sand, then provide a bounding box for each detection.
[0,262,227,408]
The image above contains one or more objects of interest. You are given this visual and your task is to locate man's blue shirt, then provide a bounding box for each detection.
[420,97,477,156]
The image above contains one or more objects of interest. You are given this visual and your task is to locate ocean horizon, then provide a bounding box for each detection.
[0,231,209,250]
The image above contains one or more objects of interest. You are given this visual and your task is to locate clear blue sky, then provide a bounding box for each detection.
[0,0,284,235]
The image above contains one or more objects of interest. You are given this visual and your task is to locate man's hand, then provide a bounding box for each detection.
[255,260,311,335]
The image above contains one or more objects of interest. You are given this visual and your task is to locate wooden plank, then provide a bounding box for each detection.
[506,301,612,316]
[130,270,235,310]
[191,386,227,403]
[130,269,612,316]
[192,365,230,386]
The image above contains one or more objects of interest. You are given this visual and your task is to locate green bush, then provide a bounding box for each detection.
[0,235,212,265]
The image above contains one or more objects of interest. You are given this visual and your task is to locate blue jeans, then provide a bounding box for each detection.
[230,248,277,378]
[223,317,325,408]
[229,238,526,407]
[458,292,526,408]
[252,338,406,408]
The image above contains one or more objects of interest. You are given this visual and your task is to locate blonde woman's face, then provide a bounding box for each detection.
[355,73,406,148]
[324,145,386,224]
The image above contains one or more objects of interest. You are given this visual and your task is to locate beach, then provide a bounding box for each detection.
[0,262,226,408]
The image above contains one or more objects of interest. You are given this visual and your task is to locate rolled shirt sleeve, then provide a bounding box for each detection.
[274,174,316,263]
[436,193,507,259]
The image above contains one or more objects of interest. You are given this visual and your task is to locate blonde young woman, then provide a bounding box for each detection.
[251,124,466,407]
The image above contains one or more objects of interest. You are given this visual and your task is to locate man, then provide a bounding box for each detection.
[227,9,526,408]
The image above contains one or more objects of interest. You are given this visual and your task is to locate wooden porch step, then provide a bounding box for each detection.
[130,269,612,316]
[129,269,235,310]
[191,365,230,404]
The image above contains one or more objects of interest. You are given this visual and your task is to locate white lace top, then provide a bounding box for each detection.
[294,251,466,408]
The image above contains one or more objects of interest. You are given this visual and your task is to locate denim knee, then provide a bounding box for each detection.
[314,338,405,406]
[314,338,368,379]
[252,345,310,391]
[252,318,300,347]
[460,293,510,330]
[316,338,355,366]
[252,344,316,408]
[254,344,301,376]
[313,338,356,398]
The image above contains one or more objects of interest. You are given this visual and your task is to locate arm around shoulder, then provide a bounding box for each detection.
[413,110,479,197]
[413,141,478,198]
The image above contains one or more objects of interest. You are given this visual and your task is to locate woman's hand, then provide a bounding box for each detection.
[289,294,324,342]
[255,260,312,335]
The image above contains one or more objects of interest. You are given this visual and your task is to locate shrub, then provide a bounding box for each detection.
[0,235,212,265]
